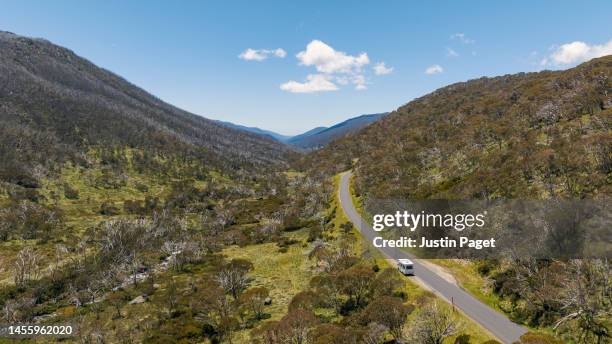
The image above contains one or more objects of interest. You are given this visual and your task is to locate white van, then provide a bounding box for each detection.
[397,259,414,275]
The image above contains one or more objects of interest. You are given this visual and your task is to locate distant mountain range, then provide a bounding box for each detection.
[287,113,388,149]
[214,120,292,142]
[218,113,388,149]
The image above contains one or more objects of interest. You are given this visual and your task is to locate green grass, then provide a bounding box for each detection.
[223,229,313,342]
[430,259,504,312]
[0,161,182,286]
[40,164,171,231]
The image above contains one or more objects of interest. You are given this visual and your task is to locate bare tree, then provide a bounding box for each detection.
[553,259,610,343]
[216,259,253,299]
[164,278,179,316]
[2,297,34,323]
[14,247,40,286]
[215,201,235,230]
[408,302,462,344]
[50,243,68,282]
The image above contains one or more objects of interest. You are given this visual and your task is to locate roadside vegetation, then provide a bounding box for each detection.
[301,57,612,343]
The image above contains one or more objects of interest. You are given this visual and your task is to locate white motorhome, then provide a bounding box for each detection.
[397,258,414,275]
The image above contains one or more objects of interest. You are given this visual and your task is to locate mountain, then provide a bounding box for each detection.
[286,126,328,143]
[0,31,290,186]
[288,113,387,149]
[305,56,611,199]
[214,120,292,142]
[216,113,387,149]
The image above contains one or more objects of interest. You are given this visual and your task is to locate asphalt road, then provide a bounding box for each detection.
[338,171,527,344]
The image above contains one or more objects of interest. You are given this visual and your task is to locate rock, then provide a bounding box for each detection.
[153,283,161,289]
[264,297,272,305]
[129,295,147,305]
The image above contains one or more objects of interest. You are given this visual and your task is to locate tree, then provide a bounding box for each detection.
[553,259,610,343]
[409,302,462,344]
[107,290,127,319]
[370,268,404,298]
[289,291,318,312]
[360,296,413,341]
[240,287,270,320]
[276,308,318,344]
[13,247,40,287]
[251,320,280,344]
[196,285,238,344]
[362,322,388,344]
[309,274,344,313]
[216,259,254,299]
[164,278,179,316]
[336,264,375,308]
[311,323,362,344]
[215,201,235,230]
[63,183,79,199]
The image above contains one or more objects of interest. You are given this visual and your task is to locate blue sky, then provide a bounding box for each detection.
[2,1,611,135]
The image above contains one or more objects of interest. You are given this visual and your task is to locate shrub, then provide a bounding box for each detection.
[100,201,120,215]
[63,183,79,199]
[134,181,149,192]
[124,199,144,215]
[513,333,565,344]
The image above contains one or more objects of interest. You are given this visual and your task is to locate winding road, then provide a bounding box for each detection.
[338,171,527,343]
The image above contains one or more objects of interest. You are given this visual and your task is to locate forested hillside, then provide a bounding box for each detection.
[305,56,611,200]
[0,30,291,190]
[0,32,333,343]
[302,56,611,342]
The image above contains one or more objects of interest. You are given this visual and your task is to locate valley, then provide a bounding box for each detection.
[218,113,388,150]
[0,29,609,344]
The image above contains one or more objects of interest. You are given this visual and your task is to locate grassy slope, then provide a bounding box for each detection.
[223,229,313,342]
[0,158,187,286]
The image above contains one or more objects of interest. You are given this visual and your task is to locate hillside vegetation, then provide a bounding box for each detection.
[0,30,291,191]
[303,56,611,342]
[0,31,321,343]
[305,56,611,199]
[1,30,609,343]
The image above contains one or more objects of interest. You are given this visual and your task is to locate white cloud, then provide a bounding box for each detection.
[450,33,474,44]
[542,39,612,66]
[282,40,377,92]
[373,62,393,75]
[335,76,349,85]
[425,64,444,74]
[280,74,338,93]
[446,47,459,57]
[352,74,367,90]
[296,40,369,74]
[239,48,287,61]
[273,48,287,58]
